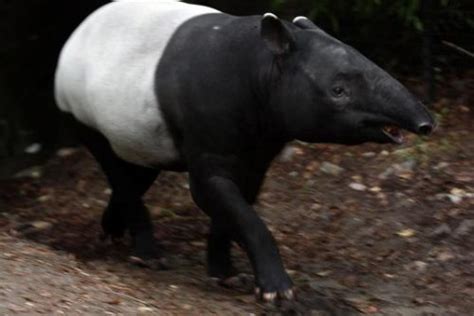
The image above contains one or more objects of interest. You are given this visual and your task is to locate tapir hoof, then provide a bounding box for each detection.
[255,287,295,302]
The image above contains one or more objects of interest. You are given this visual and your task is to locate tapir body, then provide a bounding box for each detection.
[55,0,434,301]
[56,1,217,168]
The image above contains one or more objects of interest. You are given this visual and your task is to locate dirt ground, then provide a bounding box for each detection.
[0,82,473,315]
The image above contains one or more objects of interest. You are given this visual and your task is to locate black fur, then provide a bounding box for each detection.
[64,12,435,297]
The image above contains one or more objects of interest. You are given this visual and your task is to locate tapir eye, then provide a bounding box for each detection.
[332,86,345,97]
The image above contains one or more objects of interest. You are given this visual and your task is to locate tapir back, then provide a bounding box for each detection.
[55,0,219,167]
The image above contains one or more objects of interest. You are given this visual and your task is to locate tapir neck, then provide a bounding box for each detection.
[206,14,291,142]
[156,13,289,153]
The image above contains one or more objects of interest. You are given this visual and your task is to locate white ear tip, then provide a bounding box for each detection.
[293,16,308,23]
[263,13,278,20]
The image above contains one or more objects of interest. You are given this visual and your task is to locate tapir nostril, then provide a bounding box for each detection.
[417,123,433,136]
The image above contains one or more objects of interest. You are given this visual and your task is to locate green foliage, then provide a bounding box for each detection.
[268,0,472,73]
[271,0,467,33]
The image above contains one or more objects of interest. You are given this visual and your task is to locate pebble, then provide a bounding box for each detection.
[447,194,462,204]
[433,162,449,170]
[430,223,452,238]
[349,182,367,191]
[56,147,78,158]
[138,307,154,313]
[289,171,299,177]
[278,146,297,162]
[437,251,455,262]
[412,261,428,272]
[378,168,394,180]
[454,219,474,237]
[37,195,51,202]
[320,162,345,176]
[24,143,42,154]
[370,186,382,193]
[397,228,416,238]
[362,152,376,158]
[14,166,43,179]
[32,221,53,230]
[378,159,416,180]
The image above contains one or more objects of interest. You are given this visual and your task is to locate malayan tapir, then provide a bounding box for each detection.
[55,0,435,302]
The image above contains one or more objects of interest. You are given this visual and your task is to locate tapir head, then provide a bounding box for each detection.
[260,14,435,144]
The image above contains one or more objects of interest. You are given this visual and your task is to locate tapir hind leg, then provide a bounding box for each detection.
[72,117,159,261]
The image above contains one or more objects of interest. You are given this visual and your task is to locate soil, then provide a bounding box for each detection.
[0,83,473,315]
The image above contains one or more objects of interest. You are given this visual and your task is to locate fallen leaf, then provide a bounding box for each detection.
[370,186,382,193]
[397,228,416,238]
[316,270,332,277]
[138,306,154,313]
[106,298,121,305]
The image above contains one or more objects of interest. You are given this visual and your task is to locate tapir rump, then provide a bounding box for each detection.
[55,0,435,301]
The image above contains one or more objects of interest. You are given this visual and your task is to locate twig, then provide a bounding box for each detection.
[106,286,155,308]
[442,40,474,59]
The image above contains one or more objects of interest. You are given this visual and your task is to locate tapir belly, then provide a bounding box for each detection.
[54,1,219,168]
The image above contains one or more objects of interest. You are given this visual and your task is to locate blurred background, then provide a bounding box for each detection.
[0,0,472,176]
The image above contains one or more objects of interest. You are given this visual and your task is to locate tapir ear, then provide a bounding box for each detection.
[261,13,295,56]
[292,16,318,30]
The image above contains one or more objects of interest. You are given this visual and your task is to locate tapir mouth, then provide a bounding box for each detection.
[382,125,404,144]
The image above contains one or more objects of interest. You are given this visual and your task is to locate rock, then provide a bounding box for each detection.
[397,228,416,238]
[447,194,462,204]
[453,219,474,237]
[310,203,322,211]
[408,261,428,272]
[349,182,367,191]
[369,186,382,193]
[320,162,344,176]
[433,162,449,170]
[138,306,154,313]
[56,147,79,158]
[37,195,51,203]
[379,160,416,180]
[380,150,390,156]
[24,143,42,154]
[279,146,297,162]
[447,188,471,204]
[289,171,299,177]
[437,188,471,204]
[32,221,53,230]
[14,166,43,179]
[316,270,332,277]
[437,251,455,262]
[400,159,416,172]
[430,223,452,238]
[362,152,376,158]
[378,167,394,180]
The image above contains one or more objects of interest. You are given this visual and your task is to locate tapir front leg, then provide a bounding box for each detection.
[207,168,269,280]
[189,164,293,302]
[207,219,234,279]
